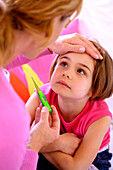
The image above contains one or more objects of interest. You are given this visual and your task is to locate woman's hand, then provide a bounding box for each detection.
[48,33,102,60]
[40,133,81,156]
[26,105,60,153]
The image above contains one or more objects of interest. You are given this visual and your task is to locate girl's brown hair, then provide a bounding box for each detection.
[0,0,82,66]
[49,40,113,101]
[90,40,113,100]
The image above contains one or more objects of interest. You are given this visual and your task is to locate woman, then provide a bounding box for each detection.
[0,0,101,169]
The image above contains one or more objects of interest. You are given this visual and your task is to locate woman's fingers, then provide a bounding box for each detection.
[35,103,45,124]
[50,105,60,131]
[40,106,49,123]
[49,33,103,60]
[76,34,103,59]
[63,33,102,59]
[35,107,41,124]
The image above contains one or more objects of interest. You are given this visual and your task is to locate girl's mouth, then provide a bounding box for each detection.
[57,80,71,89]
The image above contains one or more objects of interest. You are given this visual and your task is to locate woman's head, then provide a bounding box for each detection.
[49,40,113,101]
[0,0,82,66]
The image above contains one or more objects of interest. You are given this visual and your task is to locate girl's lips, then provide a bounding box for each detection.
[57,80,71,89]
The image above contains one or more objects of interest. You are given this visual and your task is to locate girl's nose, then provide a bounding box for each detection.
[62,71,72,79]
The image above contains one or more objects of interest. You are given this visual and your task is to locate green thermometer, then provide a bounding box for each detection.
[31,76,52,113]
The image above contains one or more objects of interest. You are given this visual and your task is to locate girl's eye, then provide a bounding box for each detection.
[60,62,68,67]
[77,69,85,75]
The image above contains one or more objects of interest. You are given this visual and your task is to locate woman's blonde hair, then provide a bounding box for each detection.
[49,40,113,101]
[0,0,82,66]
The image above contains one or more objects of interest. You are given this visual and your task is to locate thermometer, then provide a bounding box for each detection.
[31,76,52,113]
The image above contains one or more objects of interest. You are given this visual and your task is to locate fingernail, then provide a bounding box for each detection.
[100,55,103,59]
[42,106,46,110]
[95,54,103,60]
[79,47,85,52]
[95,54,99,59]
[42,106,48,111]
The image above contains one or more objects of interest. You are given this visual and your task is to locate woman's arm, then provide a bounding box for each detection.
[43,116,111,170]
[6,33,102,70]
[6,49,51,69]
[20,149,38,170]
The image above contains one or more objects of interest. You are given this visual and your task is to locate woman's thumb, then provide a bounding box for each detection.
[40,106,49,122]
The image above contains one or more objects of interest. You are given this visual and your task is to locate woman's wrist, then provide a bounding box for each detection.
[26,138,42,153]
[40,138,61,153]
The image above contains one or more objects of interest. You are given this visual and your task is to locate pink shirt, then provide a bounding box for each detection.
[40,83,112,150]
[6,49,51,70]
[0,69,38,170]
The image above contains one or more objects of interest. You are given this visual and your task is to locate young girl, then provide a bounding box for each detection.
[26,40,113,170]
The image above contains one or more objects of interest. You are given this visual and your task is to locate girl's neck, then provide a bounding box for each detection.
[58,95,89,122]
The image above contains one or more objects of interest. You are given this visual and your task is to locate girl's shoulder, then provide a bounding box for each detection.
[88,100,112,119]
[40,83,51,95]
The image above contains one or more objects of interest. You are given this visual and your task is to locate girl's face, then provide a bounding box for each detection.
[50,52,95,101]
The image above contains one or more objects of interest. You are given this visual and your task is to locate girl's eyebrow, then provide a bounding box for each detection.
[59,56,91,73]
[60,56,70,61]
[78,63,91,73]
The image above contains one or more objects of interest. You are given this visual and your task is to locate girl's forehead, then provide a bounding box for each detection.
[58,52,94,62]
[58,52,96,72]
